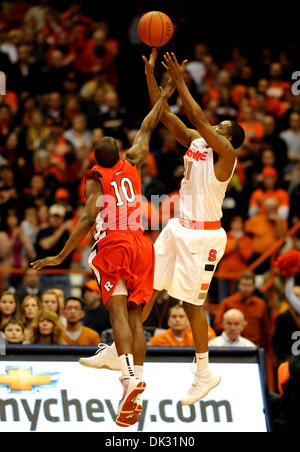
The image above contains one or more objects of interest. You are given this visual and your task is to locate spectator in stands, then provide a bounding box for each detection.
[261,114,288,171]
[185,42,207,92]
[19,295,40,340]
[267,62,291,100]
[248,166,290,220]
[214,272,269,349]
[52,287,66,314]
[150,304,194,346]
[37,204,49,229]
[27,308,64,345]
[0,291,19,330]
[34,204,72,297]
[24,0,50,30]
[280,112,300,174]
[16,267,42,302]
[26,108,51,152]
[154,129,184,194]
[74,28,117,86]
[62,297,100,345]
[239,104,265,143]
[54,188,73,220]
[2,318,25,344]
[82,280,111,337]
[24,174,47,208]
[272,305,300,365]
[141,159,166,208]
[40,289,60,315]
[8,43,39,95]
[0,210,34,284]
[0,104,14,148]
[217,215,252,302]
[43,91,64,123]
[245,198,288,273]
[21,207,39,249]
[209,309,256,347]
[63,113,92,152]
[97,89,128,144]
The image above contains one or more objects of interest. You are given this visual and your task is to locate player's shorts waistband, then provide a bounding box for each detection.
[179,218,221,230]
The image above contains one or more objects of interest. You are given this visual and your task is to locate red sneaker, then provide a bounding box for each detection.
[115,377,146,427]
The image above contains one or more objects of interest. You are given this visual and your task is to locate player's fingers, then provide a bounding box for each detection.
[171,52,178,64]
[164,53,172,63]
[161,61,169,71]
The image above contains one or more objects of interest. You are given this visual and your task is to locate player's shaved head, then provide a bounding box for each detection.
[94,137,120,168]
[227,121,245,149]
[214,121,245,149]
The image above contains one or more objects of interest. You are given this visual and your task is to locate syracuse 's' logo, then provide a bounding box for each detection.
[0,367,60,393]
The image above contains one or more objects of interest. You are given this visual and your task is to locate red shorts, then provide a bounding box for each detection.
[88,230,155,307]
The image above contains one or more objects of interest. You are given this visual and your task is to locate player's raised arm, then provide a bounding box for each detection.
[124,78,175,171]
[142,49,200,148]
[162,52,239,159]
[31,179,103,270]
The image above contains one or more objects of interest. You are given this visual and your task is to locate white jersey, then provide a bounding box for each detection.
[179,138,236,222]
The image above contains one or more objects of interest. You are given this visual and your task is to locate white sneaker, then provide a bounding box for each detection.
[181,369,221,405]
[79,343,120,371]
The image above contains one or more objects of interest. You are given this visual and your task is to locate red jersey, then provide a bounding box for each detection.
[85,159,143,239]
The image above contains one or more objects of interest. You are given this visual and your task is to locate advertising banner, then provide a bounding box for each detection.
[0,360,268,432]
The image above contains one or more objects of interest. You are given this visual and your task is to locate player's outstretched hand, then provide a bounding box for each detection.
[142,48,158,76]
[162,52,188,81]
[30,255,63,271]
[160,79,176,99]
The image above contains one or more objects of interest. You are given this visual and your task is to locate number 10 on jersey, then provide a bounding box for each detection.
[111,178,136,207]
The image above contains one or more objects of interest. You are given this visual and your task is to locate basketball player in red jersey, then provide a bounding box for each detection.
[31,79,175,427]
[80,49,245,406]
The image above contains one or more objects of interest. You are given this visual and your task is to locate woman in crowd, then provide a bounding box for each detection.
[19,295,41,340]
[27,309,65,345]
[40,289,60,315]
[0,291,19,330]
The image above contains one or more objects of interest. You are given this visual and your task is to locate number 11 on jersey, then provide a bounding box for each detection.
[185,161,193,182]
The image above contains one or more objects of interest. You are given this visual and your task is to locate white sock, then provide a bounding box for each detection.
[134,365,143,380]
[196,352,209,373]
[119,354,135,378]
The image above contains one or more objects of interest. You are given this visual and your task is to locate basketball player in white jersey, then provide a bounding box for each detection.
[80,49,245,405]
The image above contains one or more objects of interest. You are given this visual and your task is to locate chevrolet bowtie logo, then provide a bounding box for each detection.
[0,368,57,392]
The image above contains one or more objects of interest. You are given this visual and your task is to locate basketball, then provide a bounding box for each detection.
[138,11,174,47]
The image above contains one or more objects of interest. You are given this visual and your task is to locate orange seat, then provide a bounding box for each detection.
[277,361,290,396]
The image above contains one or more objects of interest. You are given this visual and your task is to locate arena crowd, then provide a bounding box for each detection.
[0,1,299,416]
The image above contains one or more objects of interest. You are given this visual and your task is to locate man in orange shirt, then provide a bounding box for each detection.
[150,304,215,346]
[150,304,194,346]
[248,166,290,220]
[217,215,252,301]
[245,198,287,273]
[62,297,100,346]
[214,272,269,350]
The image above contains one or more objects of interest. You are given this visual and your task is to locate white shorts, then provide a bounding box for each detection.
[154,218,227,306]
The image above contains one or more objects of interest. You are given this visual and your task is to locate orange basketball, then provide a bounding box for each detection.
[138,11,174,47]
